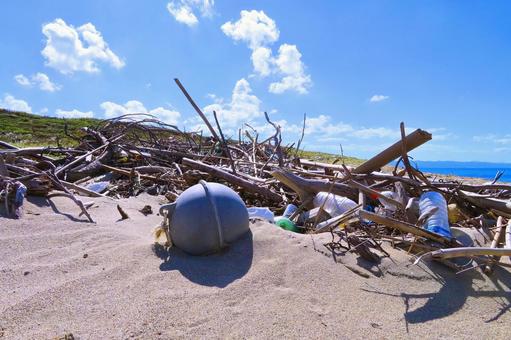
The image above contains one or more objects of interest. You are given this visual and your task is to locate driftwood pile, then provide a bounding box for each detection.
[1,79,511,274]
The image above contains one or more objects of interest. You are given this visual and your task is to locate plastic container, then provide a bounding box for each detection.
[247,207,274,223]
[313,192,357,217]
[283,204,298,218]
[378,191,398,212]
[419,191,451,238]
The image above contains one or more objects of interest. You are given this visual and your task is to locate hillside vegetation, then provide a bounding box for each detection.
[0,109,99,146]
[0,109,364,165]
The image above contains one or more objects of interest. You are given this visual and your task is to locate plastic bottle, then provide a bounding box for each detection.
[275,217,301,233]
[419,191,451,238]
[283,204,298,218]
[378,191,398,212]
[313,192,357,217]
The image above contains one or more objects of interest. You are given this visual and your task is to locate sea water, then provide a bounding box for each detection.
[418,167,511,182]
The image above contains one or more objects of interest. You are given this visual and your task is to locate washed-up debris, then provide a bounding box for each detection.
[1,79,511,274]
[117,205,129,220]
[139,205,153,215]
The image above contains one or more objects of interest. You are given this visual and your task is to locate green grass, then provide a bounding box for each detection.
[0,109,365,166]
[0,109,101,147]
[297,149,365,166]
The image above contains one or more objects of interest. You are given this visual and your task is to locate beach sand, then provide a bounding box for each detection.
[1,194,510,339]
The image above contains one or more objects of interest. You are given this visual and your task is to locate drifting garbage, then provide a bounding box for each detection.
[159,181,249,255]
[275,216,301,233]
[247,207,274,223]
[86,181,110,193]
[378,191,398,213]
[283,204,298,218]
[313,192,358,218]
[297,207,330,225]
[419,191,451,238]
[2,78,511,275]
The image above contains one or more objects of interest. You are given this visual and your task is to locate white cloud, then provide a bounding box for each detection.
[14,74,31,86]
[222,11,311,94]
[349,127,398,139]
[473,134,511,145]
[370,94,389,102]
[42,18,125,74]
[0,94,32,113]
[167,0,214,26]
[33,73,61,92]
[221,10,279,49]
[201,78,262,130]
[55,109,94,118]
[15,73,61,92]
[251,47,273,77]
[100,100,181,125]
[268,44,311,94]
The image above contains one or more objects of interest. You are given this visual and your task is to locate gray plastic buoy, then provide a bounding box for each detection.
[160,181,249,255]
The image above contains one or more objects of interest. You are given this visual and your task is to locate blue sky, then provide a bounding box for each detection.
[1,1,510,162]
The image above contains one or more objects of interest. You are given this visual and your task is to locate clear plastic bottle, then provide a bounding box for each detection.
[313,192,357,217]
[419,191,451,238]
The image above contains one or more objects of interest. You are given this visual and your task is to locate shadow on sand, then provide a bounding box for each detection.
[362,260,511,329]
[26,196,89,223]
[152,230,253,288]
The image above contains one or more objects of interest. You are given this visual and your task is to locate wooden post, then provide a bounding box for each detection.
[353,129,432,174]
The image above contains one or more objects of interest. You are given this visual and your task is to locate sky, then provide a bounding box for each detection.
[1,0,510,162]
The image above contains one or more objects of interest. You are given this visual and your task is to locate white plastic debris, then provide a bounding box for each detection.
[247,207,275,223]
[313,192,357,217]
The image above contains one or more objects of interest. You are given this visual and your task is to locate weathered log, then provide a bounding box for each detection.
[174,78,220,141]
[459,190,511,215]
[353,129,432,174]
[359,210,454,245]
[346,179,404,209]
[419,247,511,261]
[483,216,506,274]
[299,159,354,173]
[182,158,282,202]
[506,220,511,261]
[314,204,362,233]
[101,164,163,182]
[271,169,358,204]
[5,163,103,198]
[55,143,109,176]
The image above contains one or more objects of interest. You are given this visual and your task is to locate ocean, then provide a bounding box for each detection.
[417,167,511,182]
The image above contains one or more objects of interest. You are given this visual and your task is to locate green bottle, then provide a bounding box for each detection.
[275,217,301,233]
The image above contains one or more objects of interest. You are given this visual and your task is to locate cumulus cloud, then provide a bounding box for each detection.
[167,0,214,26]
[222,10,311,94]
[55,109,94,118]
[14,74,31,86]
[0,94,32,113]
[14,72,61,92]
[100,100,181,125]
[369,94,389,102]
[42,18,125,74]
[221,10,279,49]
[251,47,273,77]
[201,78,262,130]
[268,44,311,94]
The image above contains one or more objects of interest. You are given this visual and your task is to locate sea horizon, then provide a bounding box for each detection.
[411,160,511,182]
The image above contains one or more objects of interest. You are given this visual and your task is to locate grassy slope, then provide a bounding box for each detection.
[0,109,365,165]
[0,109,100,146]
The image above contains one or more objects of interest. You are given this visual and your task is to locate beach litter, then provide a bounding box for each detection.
[1,79,511,273]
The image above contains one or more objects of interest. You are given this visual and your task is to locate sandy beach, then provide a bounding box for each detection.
[1,194,510,339]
